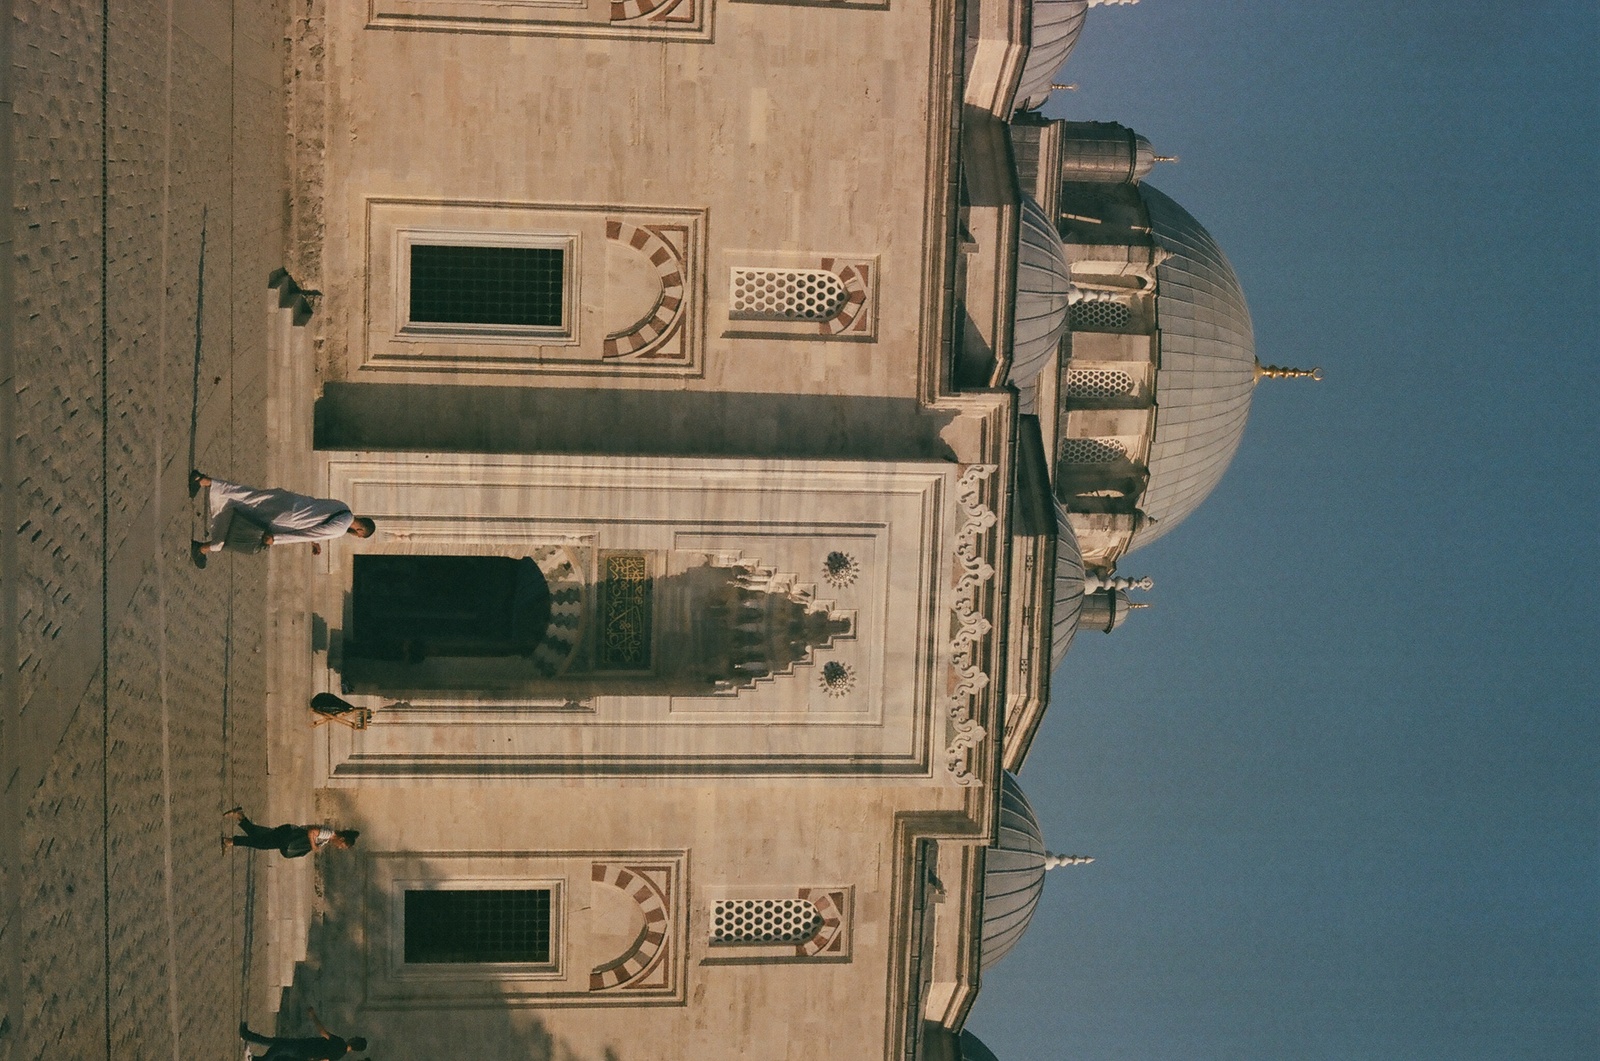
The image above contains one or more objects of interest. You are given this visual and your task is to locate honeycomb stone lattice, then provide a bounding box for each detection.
[1068,298,1132,331]
[730,268,849,321]
[711,899,824,945]
[1065,368,1136,400]
[1059,437,1128,464]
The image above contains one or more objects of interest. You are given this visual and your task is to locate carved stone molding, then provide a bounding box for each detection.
[945,464,998,786]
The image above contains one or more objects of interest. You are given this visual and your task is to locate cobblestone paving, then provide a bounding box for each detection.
[3,3,291,1059]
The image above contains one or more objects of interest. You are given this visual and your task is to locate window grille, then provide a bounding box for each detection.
[1068,298,1131,332]
[729,269,849,321]
[1065,369,1136,400]
[404,889,552,964]
[1059,437,1128,465]
[711,899,823,944]
[409,244,565,327]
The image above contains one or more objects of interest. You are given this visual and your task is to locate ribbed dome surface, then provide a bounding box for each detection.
[1050,500,1086,671]
[958,1031,1003,1061]
[1131,184,1257,551]
[1015,1,1088,110]
[1010,193,1073,390]
[980,773,1048,970]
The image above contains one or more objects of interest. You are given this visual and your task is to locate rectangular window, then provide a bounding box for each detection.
[404,888,552,964]
[409,244,565,328]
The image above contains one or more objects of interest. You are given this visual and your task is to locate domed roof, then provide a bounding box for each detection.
[981,773,1049,969]
[958,1031,1003,1061]
[1015,1,1088,110]
[1010,193,1073,388]
[1131,183,1258,551]
[1050,500,1086,671]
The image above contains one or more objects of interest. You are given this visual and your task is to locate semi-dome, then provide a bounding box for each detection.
[958,1031,1003,1061]
[1050,499,1086,671]
[1015,1,1088,110]
[980,773,1049,969]
[1131,183,1258,551]
[1010,193,1073,389]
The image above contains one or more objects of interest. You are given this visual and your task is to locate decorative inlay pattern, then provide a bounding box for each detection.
[597,552,652,670]
[604,221,689,360]
[611,0,697,23]
[1059,437,1128,465]
[818,661,856,697]
[793,888,849,958]
[946,464,998,786]
[711,899,823,944]
[530,544,586,677]
[816,258,872,336]
[590,862,675,991]
[1065,368,1136,400]
[821,550,859,588]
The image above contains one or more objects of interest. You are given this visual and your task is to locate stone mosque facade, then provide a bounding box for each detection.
[266,1,1308,1058]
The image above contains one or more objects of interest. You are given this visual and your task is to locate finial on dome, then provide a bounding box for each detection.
[1044,853,1095,868]
[1254,362,1323,382]
[1083,574,1154,593]
[1050,82,1079,92]
[1126,601,1151,610]
[1087,0,1140,6]
[1152,154,1179,163]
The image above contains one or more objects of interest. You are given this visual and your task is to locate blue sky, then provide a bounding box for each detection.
[966,3,1599,1058]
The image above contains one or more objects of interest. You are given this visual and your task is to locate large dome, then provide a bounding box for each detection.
[980,773,1049,969]
[1015,1,1088,110]
[1010,193,1073,389]
[1131,184,1257,551]
[958,1031,1003,1061]
[1050,499,1086,671]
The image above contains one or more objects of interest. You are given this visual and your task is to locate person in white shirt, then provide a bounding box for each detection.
[189,470,374,568]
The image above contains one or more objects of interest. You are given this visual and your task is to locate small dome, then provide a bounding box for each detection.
[1131,184,1258,551]
[958,1031,1003,1061]
[981,773,1049,969]
[1050,500,1086,671]
[1010,193,1073,388]
[1015,1,1089,110]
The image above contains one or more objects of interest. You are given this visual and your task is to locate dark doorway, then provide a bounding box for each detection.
[347,554,552,663]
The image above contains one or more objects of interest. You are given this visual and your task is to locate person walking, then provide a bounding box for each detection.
[222,808,359,858]
[189,470,374,568]
[240,1008,367,1060]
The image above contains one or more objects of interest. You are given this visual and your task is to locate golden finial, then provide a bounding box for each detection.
[1152,154,1179,163]
[1126,601,1151,611]
[1050,82,1079,92]
[1254,362,1323,382]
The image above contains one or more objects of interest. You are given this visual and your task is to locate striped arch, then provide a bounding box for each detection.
[816,259,871,336]
[610,0,691,22]
[794,887,848,957]
[528,545,586,678]
[589,862,673,990]
[604,221,687,359]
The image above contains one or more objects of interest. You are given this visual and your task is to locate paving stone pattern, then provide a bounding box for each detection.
[4,3,291,1059]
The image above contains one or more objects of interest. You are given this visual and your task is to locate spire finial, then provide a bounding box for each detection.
[1152,154,1179,163]
[1087,0,1140,6]
[1083,574,1154,593]
[1050,82,1079,92]
[1126,601,1151,610]
[1254,362,1323,382]
[1044,853,1096,869]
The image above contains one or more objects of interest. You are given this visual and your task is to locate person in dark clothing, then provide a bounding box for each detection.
[222,808,359,857]
[240,1008,367,1060]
